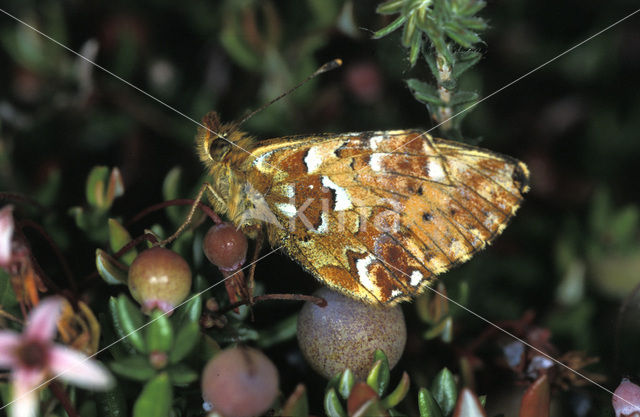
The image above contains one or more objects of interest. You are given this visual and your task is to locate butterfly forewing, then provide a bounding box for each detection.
[233,128,529,305]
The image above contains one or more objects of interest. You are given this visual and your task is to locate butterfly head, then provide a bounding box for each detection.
[196,111,241,164]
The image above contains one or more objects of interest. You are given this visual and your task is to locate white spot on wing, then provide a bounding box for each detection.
[427,160,446,181]
[484,212,499,229]
[356,254,377,292]
[370,135,384,150]
[321,176,352,210]
[391,289,403,298]
[275,203,297,218]
[283,184,295,198]
[304,146,323,173]
[253,150,276,170]
[315,212,329,234]
[370,153,385,172]
[450,240,466,257]
[410,270,423,287]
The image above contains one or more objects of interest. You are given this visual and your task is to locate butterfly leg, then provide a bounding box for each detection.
[246,232,265,306]
[159,182,223,246]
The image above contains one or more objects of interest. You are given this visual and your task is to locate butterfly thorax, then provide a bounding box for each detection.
[196,111,266,238]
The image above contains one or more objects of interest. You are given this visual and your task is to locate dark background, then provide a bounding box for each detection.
[1,0,640,415]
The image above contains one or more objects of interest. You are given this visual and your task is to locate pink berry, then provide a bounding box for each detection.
[201,346,279,417]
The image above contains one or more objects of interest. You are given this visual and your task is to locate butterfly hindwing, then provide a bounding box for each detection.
[241,130,529,305]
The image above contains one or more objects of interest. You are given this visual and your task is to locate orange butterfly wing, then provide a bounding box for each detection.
[242,130,529,305]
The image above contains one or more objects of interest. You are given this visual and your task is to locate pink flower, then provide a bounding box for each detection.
[0,205,15,268]
[613,378,640,417]
[0,297,114,417]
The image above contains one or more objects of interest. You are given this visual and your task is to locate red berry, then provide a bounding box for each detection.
[201,346,279,417]
[128,247,192,314]
[202,223,248,271]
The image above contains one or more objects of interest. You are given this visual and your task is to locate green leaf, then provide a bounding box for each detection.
[458,16,487,31]
[373,15,407,39]
[325,388,347,417]
[146,310,174,353]
[455,0,486,17]
[108,218,137,266]
[401,14,417,47]
[380,372,410,409]
[452,51,482,80]
[220,21,260,71]
[110,356,156,381]
[431,368,457,415]
[96,249,128,285]
[450,91,479,106]
[171,293,202,329]
[610,206,639,247]
[376,0,405,15]
[133,373,172,417]
[367,350,390,396]
[86,166,109,208]
[406,79,444,106]
[257,314,298,349]
[0,269,19,313]
[443,22,481,48]
[327,373,341,393]
[418,388,444,417]
[166,363,198,386]
[162,167,186,225]
[109,295,146,353]
[85,166,123,209]
[307,0,340,27]
[169,321,200,363]
[409,37,422,67]
[338,369,355,399]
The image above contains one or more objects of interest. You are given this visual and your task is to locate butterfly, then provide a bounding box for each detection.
[197,111,529,306]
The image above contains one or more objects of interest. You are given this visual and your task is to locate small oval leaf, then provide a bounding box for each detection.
[132,373,172,417]
[146,310,174,353]
[325,388,347,417]
[418,388,444,417]
[97,249,128,285]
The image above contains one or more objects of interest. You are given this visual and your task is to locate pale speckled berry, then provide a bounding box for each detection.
[297,287,406,380]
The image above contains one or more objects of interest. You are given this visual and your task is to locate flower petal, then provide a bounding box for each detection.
[49,345,114,390]
[0,205,15,267]
[8,386,38,417]
[10,367,45,417]
[0,331,20,368]
[24,297,63,342]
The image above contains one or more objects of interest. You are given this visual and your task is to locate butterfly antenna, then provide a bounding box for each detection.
[236,58,342,127]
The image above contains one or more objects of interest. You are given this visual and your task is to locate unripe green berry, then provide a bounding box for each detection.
[128,247,191,314]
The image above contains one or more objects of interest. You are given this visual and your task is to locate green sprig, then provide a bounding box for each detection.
[375,0,487,140]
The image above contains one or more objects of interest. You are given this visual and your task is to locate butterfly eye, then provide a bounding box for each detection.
[209,138,231,158]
